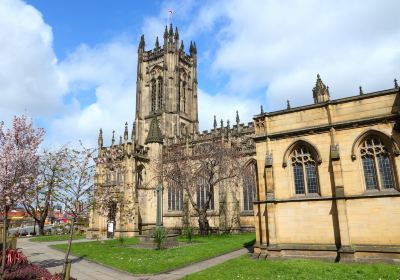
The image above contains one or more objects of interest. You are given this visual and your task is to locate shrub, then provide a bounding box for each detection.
[118,235,125,246]
[0,249,28,270]
[153,226,167,250]
[183,226,194,242]
[4,264,52,280]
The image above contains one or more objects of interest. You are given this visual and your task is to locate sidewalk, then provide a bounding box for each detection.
[19,238,250,280]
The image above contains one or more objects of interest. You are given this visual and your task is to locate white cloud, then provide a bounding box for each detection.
[47,38,137,148]
[0,0,67,121]
[2,0,400,149]
[207,0,400,110]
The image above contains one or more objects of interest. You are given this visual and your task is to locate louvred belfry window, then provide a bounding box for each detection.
[157,78,163,110]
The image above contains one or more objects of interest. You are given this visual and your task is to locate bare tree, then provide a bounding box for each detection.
[162,140,244,235]
[55,145,95,277]
[23,147,69,235]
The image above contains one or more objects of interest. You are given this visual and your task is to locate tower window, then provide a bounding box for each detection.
[183,83,186,113]
[157,78,163,110]
[151,79,156,112]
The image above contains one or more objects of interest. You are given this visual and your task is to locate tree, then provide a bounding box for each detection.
[161,140,244,235]
[0,115,44,279]
[55,145,95,277]
[23,147,69,236]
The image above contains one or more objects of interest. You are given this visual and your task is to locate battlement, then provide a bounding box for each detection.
[138,24,197,63]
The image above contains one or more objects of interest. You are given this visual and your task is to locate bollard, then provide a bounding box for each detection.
[64,260,72,280]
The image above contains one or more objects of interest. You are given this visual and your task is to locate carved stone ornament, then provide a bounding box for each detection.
[265,153,273,167]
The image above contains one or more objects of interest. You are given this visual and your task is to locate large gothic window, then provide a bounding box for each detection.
[183,82,186,113]
[291,145,319,195]
[116,169,123,185]
[168,180,183,211]
[107,201,117,222]
[197,177,214,210]
[243,162,256,211]
[151,79,156,111]
[157,78,163,109]
[360,137,395,190]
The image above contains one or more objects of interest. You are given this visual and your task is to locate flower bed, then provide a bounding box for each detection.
[0,248,75,280]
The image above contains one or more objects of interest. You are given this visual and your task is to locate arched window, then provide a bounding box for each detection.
[183,82,186,113]
[291,145,319,195]
[157,78,163,109]
[243,162,256,211]
[107,201,117,222]
[360,137,395,190]
[151,79,156,111]
[168,180,183,211]
[197,177,214,210]
[116,169,123,185]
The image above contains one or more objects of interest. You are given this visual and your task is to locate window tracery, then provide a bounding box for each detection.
[151,79,156,111]
[291,145,319,195]
[360,137,395,190]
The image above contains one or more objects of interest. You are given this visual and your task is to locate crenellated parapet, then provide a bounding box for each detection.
[163,111,256,154]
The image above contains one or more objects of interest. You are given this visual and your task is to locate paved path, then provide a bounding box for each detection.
[18,238,250,280]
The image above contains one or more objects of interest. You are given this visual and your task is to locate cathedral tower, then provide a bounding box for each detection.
[134,24,199,145]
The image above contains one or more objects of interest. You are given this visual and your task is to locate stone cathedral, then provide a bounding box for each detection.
[89,24,400,262]
[89,25,257,239]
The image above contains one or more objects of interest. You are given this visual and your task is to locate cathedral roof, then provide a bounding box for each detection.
[145,116,163,144]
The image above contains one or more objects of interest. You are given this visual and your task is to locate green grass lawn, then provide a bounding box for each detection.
[52,233,255,275]
[183,255,400,280]
[30,234,86,242]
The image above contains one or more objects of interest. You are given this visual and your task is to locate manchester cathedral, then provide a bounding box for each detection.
[89,24,400,262]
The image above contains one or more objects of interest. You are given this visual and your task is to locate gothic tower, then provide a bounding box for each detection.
[134,24,199,145]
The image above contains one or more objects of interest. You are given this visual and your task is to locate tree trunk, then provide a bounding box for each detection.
[62,218,75,277]
[38,222,45,236]
[0,210,8,280]
[198,210,209,236]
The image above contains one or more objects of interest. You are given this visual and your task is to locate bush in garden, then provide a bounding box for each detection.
[0,249,28,270]
[118,235,125,247]
[4,264,52,280]
[183,226,194,243]
[153,226,167,250]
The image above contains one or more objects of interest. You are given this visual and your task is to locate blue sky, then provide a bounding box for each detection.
[1,0,399,148]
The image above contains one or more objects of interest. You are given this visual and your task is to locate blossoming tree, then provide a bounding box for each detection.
[0,115,44,278]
